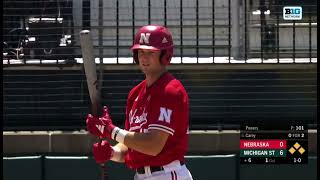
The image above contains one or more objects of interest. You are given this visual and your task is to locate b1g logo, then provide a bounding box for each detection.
[283,6,302,20]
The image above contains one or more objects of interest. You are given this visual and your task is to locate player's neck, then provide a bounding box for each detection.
[145,69,167,87]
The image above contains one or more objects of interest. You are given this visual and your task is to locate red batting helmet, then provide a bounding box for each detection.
[131,25,174,65]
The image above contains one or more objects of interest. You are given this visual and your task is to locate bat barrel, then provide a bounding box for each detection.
[79,29,102,116]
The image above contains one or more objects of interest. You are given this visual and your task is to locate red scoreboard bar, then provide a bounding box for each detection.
[240,140,287,149]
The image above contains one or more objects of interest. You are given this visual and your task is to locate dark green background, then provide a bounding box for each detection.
[3,155,317,180]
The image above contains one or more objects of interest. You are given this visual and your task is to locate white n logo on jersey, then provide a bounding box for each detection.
[96,125,105,134]
[158,107,172,123]
[139,33,151,44]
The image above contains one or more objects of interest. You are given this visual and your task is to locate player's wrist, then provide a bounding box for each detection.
[111,127,128,144]
[110,146,124,162]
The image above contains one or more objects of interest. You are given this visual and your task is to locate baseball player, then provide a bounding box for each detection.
[86,25,193,180]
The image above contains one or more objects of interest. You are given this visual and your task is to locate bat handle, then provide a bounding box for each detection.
[99,138,109,180]
[100,163,109,180]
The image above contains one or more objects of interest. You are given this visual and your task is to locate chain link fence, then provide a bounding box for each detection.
[3,0,317,65]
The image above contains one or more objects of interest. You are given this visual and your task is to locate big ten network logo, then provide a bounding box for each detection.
[283,6,302,20]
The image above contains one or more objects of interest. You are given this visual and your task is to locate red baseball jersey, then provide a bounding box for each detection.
[124,72,189,169]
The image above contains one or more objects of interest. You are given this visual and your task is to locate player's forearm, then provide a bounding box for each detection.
[123,131,167,156]
[110,127,169,156]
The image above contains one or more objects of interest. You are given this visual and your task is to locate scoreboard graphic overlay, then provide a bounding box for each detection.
[240,124,308,164]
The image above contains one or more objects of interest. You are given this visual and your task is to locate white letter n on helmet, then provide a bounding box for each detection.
[139,33,151,44]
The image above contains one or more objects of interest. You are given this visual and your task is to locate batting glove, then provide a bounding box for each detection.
[86,106,116,139]
[92,140,114,164]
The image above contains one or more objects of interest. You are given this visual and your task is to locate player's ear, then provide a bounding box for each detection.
[159,50,166,64]
[133,49,139,64]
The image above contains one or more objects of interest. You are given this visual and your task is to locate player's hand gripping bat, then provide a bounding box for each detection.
[80,30,108,180]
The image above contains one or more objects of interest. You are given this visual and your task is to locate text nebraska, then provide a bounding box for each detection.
[243,141,269,148]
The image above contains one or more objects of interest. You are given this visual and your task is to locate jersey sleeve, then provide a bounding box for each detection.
[148,83,186,136]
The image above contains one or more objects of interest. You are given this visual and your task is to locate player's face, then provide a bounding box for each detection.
[138,49,163,75]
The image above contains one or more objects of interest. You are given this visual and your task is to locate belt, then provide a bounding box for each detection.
[136,161,185,174]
